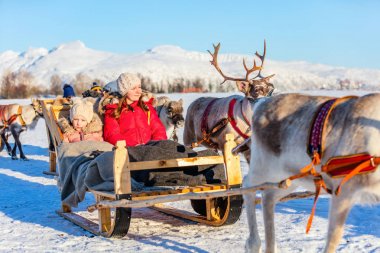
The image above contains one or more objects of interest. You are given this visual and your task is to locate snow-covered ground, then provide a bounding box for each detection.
[0,91,379,253]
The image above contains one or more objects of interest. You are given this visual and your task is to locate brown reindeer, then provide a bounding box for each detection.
[244,93,380,253]
[0,99,43,160]
[155,96,184,142]
[184,41,274,161]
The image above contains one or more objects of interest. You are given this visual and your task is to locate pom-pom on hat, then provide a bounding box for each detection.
[70,99,94,124]
[116,73,141,96]
[91,82,102,92]
[63,84,76,98]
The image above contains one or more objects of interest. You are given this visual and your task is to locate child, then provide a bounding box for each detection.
[59,99,103,143]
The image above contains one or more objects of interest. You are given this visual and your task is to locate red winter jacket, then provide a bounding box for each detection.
[103,101,167,146]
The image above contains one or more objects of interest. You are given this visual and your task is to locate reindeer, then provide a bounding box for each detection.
[155,96,184,142]
[244,93,380,253]
[184,41,274,161]
[0,99,43,160]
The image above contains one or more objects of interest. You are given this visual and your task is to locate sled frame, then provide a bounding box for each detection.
[57,135,243,238]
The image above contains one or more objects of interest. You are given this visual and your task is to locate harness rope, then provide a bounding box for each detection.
[192,98,250,149]
[284,96,380,233]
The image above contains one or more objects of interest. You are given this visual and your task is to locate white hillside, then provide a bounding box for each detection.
[0,40,379,92]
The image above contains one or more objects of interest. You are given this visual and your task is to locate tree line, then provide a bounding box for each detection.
[0,70,235,99]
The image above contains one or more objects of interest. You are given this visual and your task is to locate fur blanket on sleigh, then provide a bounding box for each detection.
[57,140,225,207]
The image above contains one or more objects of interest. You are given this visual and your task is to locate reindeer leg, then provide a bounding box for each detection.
[245,190,262,253]
[11,142,18,160]
[10,127,27,160]
[15,130,28,161]
[0,133,4,152]
[1,132,13,156]
[323,191,353,253]
[261,187,295,253]
[10,128,18,160]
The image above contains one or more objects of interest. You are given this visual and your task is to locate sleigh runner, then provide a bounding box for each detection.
[38,98,247,237]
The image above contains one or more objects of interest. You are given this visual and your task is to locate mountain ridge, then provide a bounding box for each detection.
[1,40,379,91]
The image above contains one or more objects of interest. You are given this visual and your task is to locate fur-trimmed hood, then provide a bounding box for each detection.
[58,112,103,135]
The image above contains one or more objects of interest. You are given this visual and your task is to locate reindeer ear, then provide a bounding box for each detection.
[236,81,249,93]
[178,98,183,105]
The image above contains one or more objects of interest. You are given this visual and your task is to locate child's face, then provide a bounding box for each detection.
[126,85,142,104]
[72,115,88,131]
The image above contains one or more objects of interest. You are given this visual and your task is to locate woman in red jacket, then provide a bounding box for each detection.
[103,72,224,188]
[103,73,167,146]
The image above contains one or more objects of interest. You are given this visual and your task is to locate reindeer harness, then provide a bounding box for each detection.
[286,96,380,233]
[192,98,250,149]
[0,105,26,131]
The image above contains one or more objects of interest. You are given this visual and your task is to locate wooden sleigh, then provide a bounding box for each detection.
[39,99,70,175]
[38,98,249,238]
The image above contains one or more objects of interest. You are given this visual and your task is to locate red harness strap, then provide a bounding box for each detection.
[192,98,223,149]
[201,98,219,135]
[193,98,250,149]
[228,99,249,139]
[0,105,24,128]
[323,154,380,195]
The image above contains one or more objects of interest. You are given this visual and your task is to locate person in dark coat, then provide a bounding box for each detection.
[63,84,75,99]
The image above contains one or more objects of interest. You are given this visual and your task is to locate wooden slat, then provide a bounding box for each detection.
[96,195,112,233]
[90,180,291,210]
[223,134,242,186]
[128,156,224,171]
[113,141,131,195]
[90,190,115,199]
[89,185,228,204]
[57,211,100,235]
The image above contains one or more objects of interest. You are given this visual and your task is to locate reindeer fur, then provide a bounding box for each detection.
[244,93,380,253]
[184,95,254,160]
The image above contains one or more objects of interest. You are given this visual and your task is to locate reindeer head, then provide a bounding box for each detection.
[208,41,275,99]
[31,98,43,117]
[166,99,184,128]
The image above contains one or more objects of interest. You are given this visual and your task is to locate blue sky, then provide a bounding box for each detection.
[0,0,379,69]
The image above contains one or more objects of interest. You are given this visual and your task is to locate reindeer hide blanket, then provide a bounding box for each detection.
[57,140,225,207]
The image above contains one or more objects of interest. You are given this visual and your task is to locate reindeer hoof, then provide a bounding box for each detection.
[11,156,18,160]
[21,157,29,161]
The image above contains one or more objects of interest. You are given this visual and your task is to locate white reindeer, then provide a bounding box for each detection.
[0,99,43,160]
[244,93,380,253]
[184,41,274,162]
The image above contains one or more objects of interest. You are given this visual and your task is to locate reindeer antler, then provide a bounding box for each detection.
[208,40,274,84]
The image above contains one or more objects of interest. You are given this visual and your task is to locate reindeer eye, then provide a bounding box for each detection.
[167,108,172,113]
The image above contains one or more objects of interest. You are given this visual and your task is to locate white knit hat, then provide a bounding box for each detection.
[70,100,94,124]
[116,73,141,96]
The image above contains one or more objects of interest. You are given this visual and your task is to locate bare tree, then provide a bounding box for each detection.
[50,74,62,95]
[0,69,15,98]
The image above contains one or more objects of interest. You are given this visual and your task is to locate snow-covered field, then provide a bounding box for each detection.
[0,91,379,253]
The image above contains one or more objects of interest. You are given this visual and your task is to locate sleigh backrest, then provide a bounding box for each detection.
[39,99,71,149]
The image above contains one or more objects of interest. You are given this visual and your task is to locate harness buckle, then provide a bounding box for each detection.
[370,157,376,167]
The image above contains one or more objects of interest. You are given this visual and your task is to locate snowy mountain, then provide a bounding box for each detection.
[1,40,380,92]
